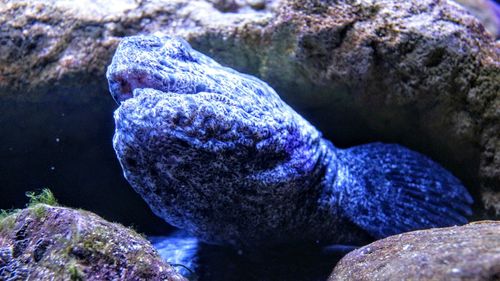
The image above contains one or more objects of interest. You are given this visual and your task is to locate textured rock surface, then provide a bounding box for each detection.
[0,0,498,224]
[455,0,500,38]
[0,0,276,91]
[329,221,500,281]
[0,204,186,280]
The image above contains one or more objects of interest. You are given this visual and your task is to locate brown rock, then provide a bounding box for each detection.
[0,0,276,91]
[0,204,186,281]
[329,221,500,281]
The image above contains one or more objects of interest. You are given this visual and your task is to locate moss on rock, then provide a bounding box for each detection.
[0,204,186,280]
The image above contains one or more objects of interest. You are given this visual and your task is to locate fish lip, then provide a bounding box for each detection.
[107,65,172,105]
[108,75,132,104]
[109,70,212,106]
[108,35,205,104]
[107,58,211,105]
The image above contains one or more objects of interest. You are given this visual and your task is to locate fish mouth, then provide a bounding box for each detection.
[106,35,204,104]
[106,66,172,104]
[107,64,210,105]
[107,74,133,103]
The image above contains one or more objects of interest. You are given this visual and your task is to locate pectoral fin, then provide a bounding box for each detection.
[336,143,473,239]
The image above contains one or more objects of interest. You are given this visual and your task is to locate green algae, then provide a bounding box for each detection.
[68,261,84,281]
[0,188,58,231]
[0,209,18,232]
[26,188,58,207]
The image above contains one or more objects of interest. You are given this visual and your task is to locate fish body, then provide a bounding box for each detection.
[107,35,472,248]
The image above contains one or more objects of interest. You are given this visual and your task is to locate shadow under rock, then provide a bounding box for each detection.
[150,232,350,281]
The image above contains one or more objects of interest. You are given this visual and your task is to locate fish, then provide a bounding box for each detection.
[106,35,473,249]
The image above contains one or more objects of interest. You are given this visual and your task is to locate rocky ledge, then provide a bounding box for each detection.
[0,198,186,281]
[329,221,500,280]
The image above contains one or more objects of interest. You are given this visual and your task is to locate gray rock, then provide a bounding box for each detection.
[329,221,500,281]
[0,203,186,281]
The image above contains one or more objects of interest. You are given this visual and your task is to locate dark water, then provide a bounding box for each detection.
[150,232,348,281]
[0,80,172,235]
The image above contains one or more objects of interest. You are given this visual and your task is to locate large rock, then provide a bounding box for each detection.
[329,221,500,280]
[0,0,498,229]
[0,203,186,280]
[0,0,276,91]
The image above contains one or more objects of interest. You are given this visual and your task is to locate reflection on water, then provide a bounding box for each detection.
[150,233,199,277]
[150,231,351,281]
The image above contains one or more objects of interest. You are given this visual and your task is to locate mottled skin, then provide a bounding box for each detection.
[107,35,473,249]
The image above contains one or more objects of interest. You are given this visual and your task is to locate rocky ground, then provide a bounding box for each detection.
[0,191,186,280]
[2,199,497,280]
[329,221,500,280]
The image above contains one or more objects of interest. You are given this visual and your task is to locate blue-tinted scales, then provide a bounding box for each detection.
[106,35,473,248]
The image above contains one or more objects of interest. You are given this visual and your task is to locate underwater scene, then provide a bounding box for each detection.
[0,0,499,280]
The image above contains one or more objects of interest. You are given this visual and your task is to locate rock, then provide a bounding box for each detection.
[0,204,186,281]
[454,0,500,38]
[329,221,500,281]
[0,0,276,91]
[0,0,498,225]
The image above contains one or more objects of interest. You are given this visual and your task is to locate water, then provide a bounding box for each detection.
[150,231,347,281]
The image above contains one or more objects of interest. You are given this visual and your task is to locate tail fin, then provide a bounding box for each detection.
[336,143,473,239]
